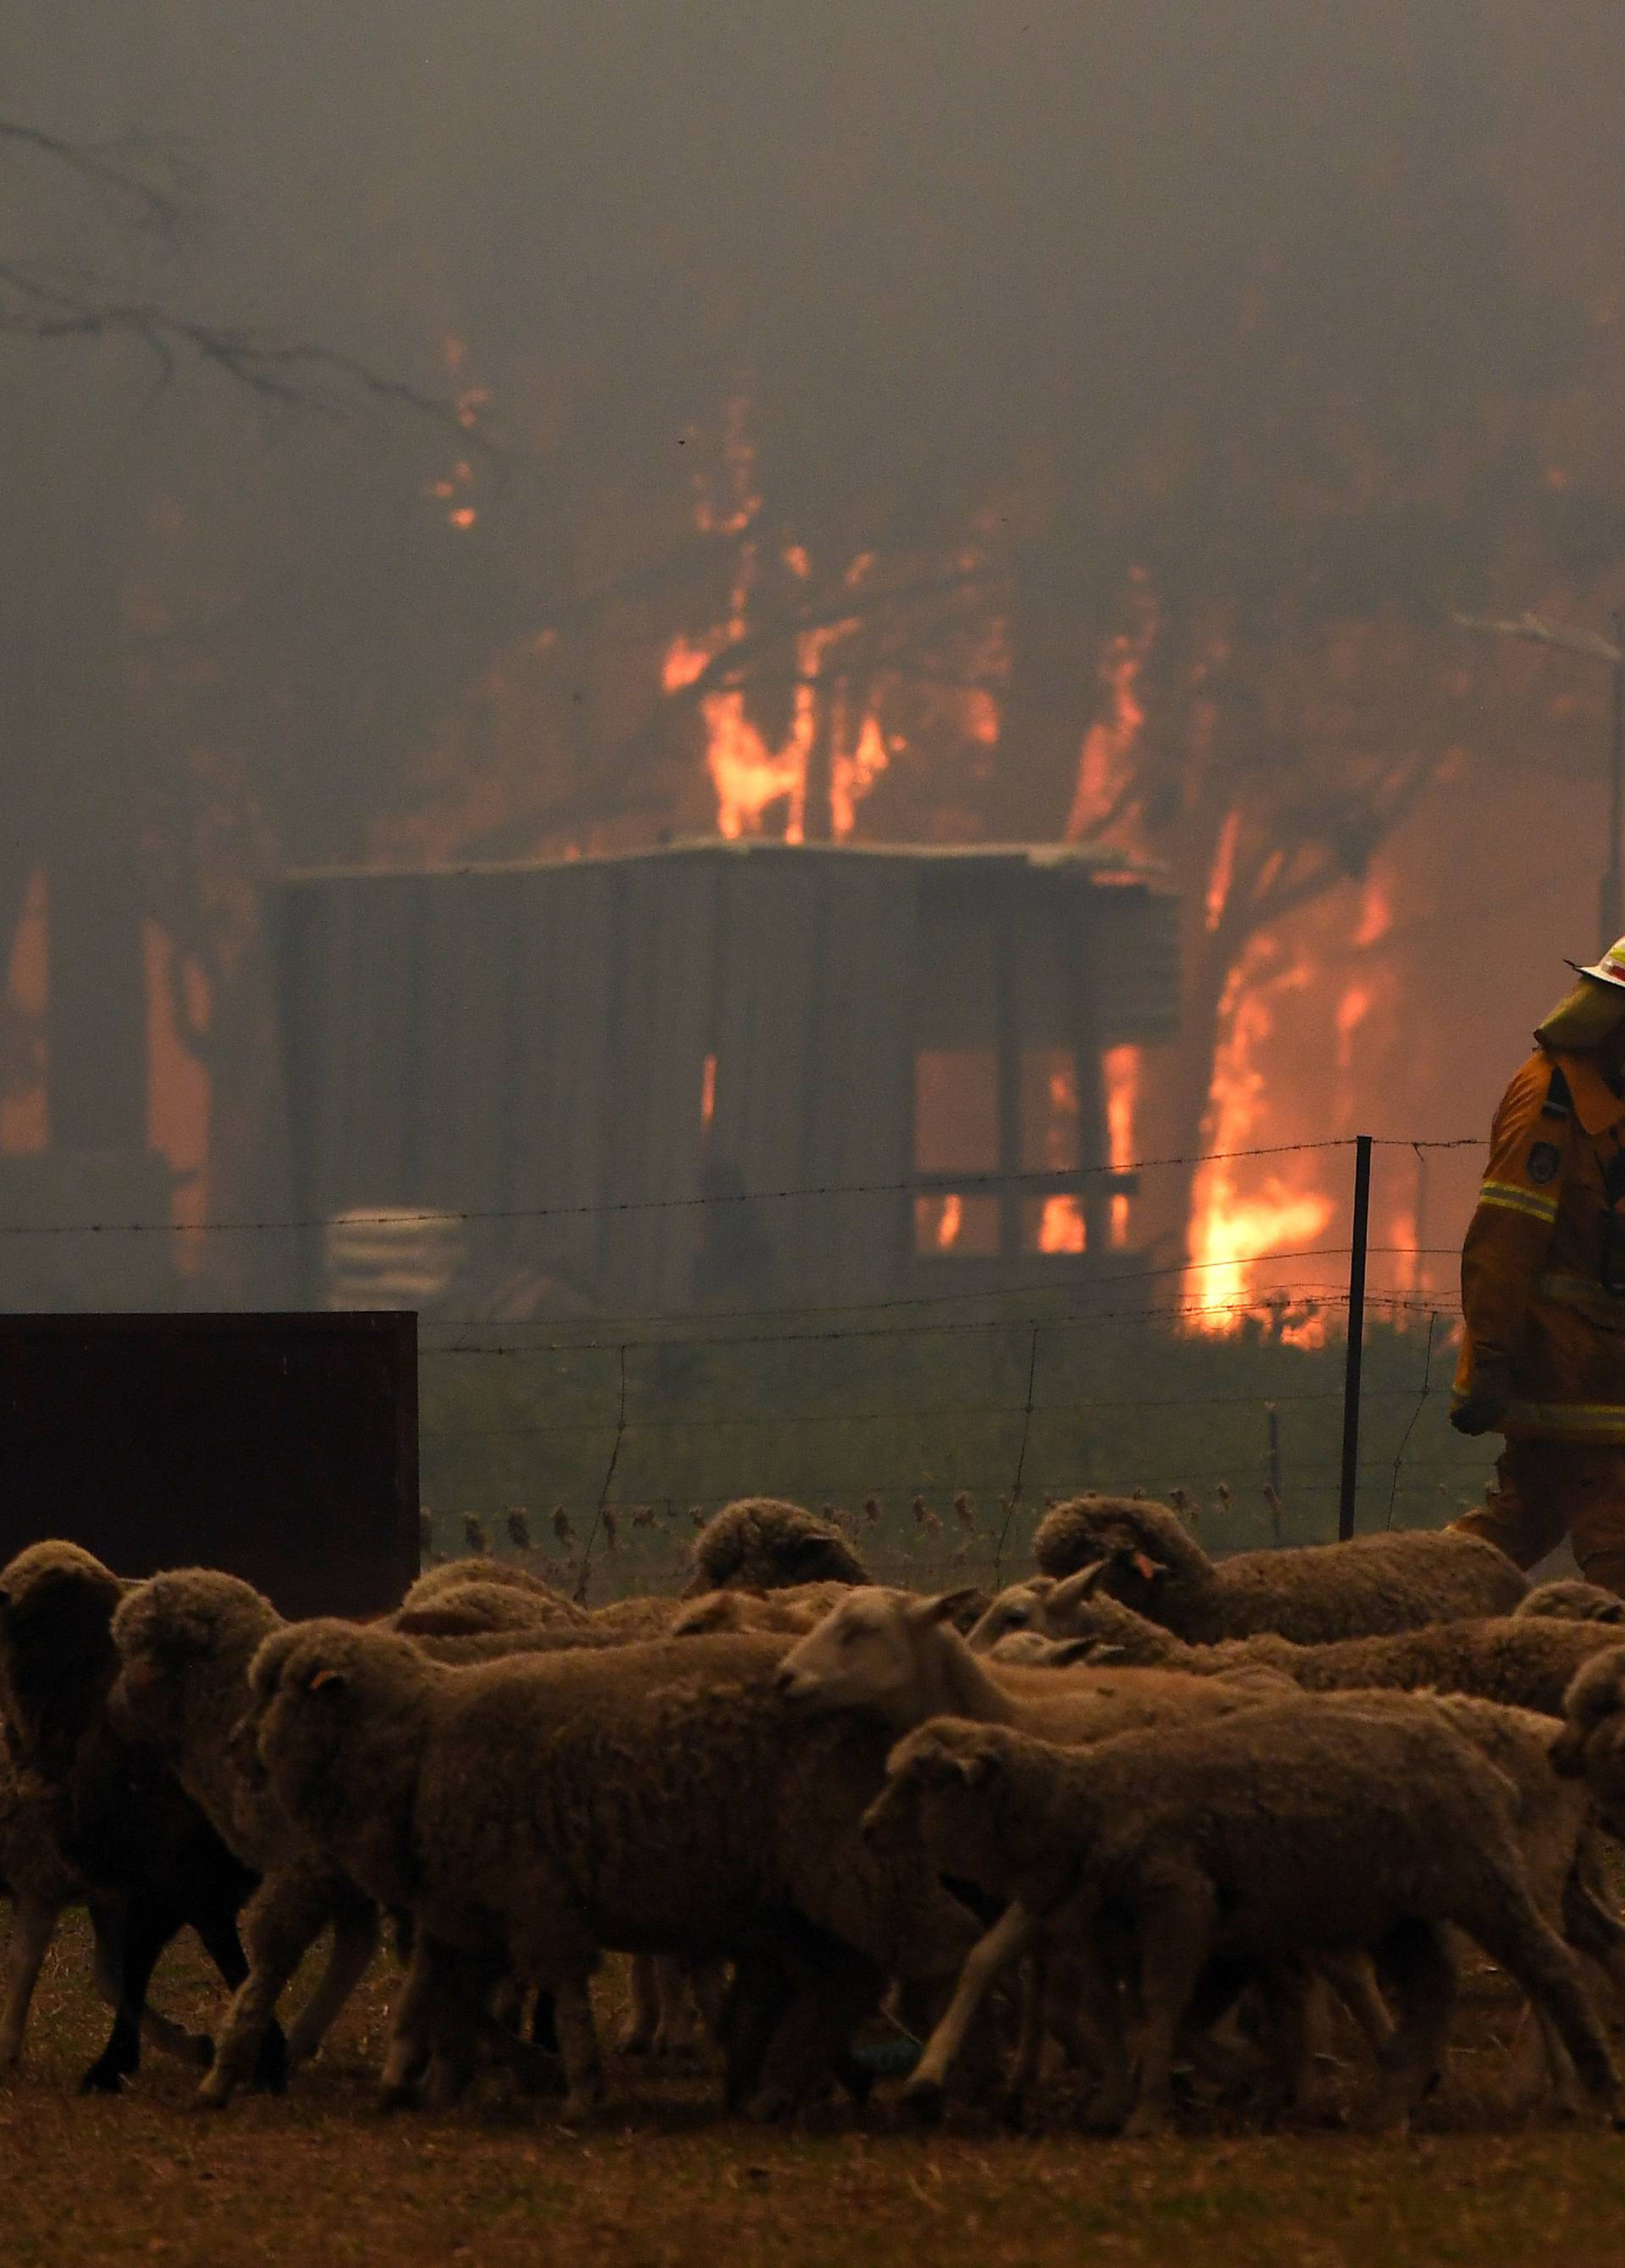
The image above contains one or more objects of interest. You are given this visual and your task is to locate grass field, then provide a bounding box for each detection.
[8,1921,1625,2267]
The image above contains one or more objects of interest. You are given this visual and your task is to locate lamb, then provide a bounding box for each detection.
[1320,1688,1625,2110]
[107,1569,381,2105]
[1030,1494,1526,1640]
[681,1498,870,1598]
[239,1621,981,2119]
[1007,1575,1625,1718]
[774,1586,1288,1744]
[0,1541,274,2094]
[872,1701,1620,2135]
[1514,1580,1625,1626]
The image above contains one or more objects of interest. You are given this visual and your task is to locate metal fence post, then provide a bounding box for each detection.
[1338,1135,1374,1542]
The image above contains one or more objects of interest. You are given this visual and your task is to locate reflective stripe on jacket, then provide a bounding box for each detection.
[1453,1046,1625,1443]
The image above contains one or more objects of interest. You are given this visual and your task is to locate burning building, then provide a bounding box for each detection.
[276,838,1177,1315]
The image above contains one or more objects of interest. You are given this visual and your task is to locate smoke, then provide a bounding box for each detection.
[3,1,1624,1288]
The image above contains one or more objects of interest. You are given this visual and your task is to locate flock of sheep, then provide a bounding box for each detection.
[7,1493,1625,2136]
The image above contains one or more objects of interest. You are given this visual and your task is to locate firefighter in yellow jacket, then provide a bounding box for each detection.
[1450,938,1625,1593]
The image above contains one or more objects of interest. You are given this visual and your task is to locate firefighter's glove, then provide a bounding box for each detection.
[1450,1368,1512,1438]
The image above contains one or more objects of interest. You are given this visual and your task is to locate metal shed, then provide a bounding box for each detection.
[276,840,1178,1315]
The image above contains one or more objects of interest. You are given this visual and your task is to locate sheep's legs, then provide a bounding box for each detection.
[905,1902,1041,2112]
[751,1951,884,2121]
[719,1953,794,2111]
[552,1971,604,2120]
[1005,1947,1049,2111]
[80,1892,180,2093]
[378,1937,441,2106]
[618,1953,661,2055]
[197,1874,372,2106]
[1120,1875,1219,2137]
[0,1891,60,2069]
[86,1899,212,2070]
[189,1904,286,2094]
[286,1896,381,2067]
[1469,1896,1620,2120]
[1363,1921,1455,2132]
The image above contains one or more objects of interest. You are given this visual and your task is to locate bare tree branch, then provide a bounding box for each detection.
[1453,610,1622,667]
[0,118,202,246]
[1,116,488,439]
[0,259,489,433]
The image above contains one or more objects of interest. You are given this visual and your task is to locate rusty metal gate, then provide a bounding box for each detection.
[0,1311,417,1618]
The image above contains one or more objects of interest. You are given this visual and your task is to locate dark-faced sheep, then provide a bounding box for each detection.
[0,1542,276,2095]
[1030,1495,1526,1642]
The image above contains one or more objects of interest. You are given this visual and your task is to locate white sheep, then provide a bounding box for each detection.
[873,1699,1620,2135]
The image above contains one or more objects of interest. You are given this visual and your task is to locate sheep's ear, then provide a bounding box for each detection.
[917,1587,981,1627]
[1047,1560,1114,1611]
[306,1665,348,1696]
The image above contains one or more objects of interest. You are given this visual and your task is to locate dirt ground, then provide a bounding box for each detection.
[5,1920,1625,2268]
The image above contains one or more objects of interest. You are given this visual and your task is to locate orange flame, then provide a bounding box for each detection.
[1066,570,1156,842]
[1104,1041,1141,1248]
[1187,940,1334,1330]
[0,870,47,1156]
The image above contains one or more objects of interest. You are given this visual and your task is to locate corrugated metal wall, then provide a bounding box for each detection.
[275,845,1176,1315]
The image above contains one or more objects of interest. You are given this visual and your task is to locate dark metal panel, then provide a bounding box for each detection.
[802,853,919,1304]
[1093,881,1182,1042]
[642,858,719,1310]
[0,1311,417,1618]
[548,865,616,1300]
[738,851,827,1301]
[358,875,430,1207]
[415,873,516,1229]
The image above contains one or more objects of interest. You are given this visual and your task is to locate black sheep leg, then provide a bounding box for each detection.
[80,1892,183,2094]
[190,1905,287,2094]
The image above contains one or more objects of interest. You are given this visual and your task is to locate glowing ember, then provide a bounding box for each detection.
[427,343,487,527]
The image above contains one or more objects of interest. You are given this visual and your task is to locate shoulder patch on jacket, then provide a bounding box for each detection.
[1528,1140,1562,1185]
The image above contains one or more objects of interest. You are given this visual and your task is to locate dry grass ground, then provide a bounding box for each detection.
[5,1920,1625,2268]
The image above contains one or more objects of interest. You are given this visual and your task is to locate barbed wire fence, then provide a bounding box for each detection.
[0,1133,1505,1602]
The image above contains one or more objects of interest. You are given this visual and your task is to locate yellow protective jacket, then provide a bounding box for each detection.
[1453,1046,1625,1442]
